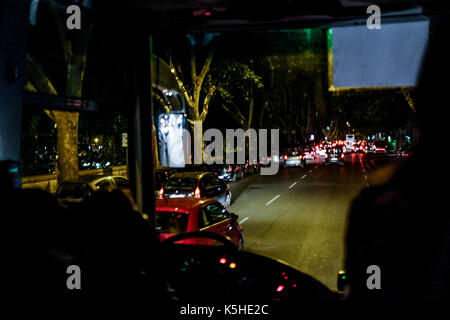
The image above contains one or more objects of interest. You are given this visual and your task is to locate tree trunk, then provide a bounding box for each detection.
[54,111,79,183]
[66,64,84,98]
[193,120,204,164]
[53,62,85,183]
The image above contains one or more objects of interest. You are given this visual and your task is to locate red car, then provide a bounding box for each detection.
[155,198,244,249]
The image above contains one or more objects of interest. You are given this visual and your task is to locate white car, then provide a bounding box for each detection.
[55,175,129,208]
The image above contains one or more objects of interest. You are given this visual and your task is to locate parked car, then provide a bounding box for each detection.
[155,168,177,198]
[155,198,244,249]
[324,147,345,166]
[208,164,244,182]
[243,161,258,176]
[55,175,129,208]
[160,171,232,207]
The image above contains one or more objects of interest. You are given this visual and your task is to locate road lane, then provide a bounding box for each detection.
[229,154,390,290]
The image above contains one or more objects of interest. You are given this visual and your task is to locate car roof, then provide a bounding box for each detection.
[155,198,216,214]
[169,171,211,179]
[60,175,125,184]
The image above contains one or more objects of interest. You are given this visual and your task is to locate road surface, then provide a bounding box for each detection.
[229,153,399,290]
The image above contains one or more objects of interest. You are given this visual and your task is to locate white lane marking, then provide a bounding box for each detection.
[265,194,280,206]
[288,182,297,189]
[239,217,249,224]
[301,174,307,179]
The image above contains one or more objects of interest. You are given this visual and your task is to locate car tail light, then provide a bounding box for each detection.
[284,155,288,160]
[341,153,345,159]
[276,285,285,292]
[159,187,164,199]
[227,166,232,173]
[298,155,302,160]
[194,186,201,198]
[325,154,328,158]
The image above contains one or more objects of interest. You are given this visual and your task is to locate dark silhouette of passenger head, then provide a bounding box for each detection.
[345,18,450,301]
[4,188,71,296]
[415,18,450,154]
[78,189,164,296]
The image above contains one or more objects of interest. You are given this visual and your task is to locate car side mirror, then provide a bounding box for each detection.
[337,270,349,292]
[230,213,239,221]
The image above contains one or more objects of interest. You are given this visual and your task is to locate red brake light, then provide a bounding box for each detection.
[227,166,232,173]
[159,187,164,199]
[341,153,345,159]
[194,186,201,198]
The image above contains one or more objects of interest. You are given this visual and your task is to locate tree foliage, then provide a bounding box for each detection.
[209,59,263,129]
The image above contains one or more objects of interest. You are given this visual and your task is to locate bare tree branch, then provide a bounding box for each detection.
[198,43,216,85]
[191,45,197,83]
[169,59,193,108]
[25,54,58,95]
[200,85,216,121]
[48,0,72,64]
[221,104,246,128]
[152,91,171,113]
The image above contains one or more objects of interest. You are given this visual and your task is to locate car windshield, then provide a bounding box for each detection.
[155,211,189,234]
[165,177,197,189]
[11,0,444,298]
[56,183,89,198]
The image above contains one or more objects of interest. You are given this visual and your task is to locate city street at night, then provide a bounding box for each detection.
[230,154,396,290]
[2,0,449,307]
